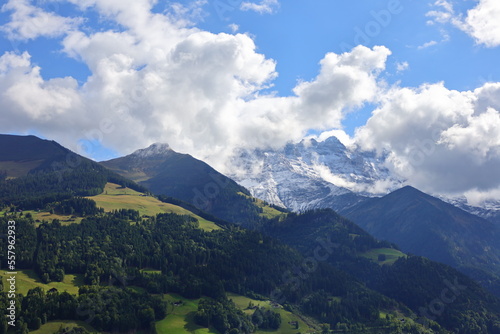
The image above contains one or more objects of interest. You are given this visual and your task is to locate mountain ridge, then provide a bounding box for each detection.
[100,143,278,227]
[339,185,500,296]
[2,133,500,333]
[229,135,500,223]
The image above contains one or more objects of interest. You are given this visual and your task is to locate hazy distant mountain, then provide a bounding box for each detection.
[101,143,282,226]
[339,186,500,296]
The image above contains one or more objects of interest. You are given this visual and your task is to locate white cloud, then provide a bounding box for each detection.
[461,0,500,47]
[417,40,438,49]
[355,82,500,199]
[0,52,84,140]
[0,0,390,173]
[165,0,208,26]
[240,0,279,14]
[465,186,500,207]
[228,23,239,33]
[1,0,81,40]
[313,130,355,149]
[439,107,500,160]
[292,46,390,129]
[426,0,454,25]
[426,0,500,48]
[396,61,409,73]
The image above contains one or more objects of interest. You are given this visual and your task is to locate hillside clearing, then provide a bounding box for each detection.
[228,293,316,334]
[360,248,406,266]
[0,269,83,295]
[30,320,96,334]
[156,294,220,334]
[237,192,287,220]
[89,183,222,231]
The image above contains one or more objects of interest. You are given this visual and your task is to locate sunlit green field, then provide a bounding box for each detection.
[30,320,96,334]
[237,192,288,220]
[227,293,316,334]
[0,269,83,295]
[89,183,222,231]
[155,292,316,334]
[155,294,220,334]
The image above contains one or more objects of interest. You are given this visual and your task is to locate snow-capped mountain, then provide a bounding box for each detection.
[229,136,404,212]
[132,142,172,158]
[441,196,500,225]
[229,136,500,224]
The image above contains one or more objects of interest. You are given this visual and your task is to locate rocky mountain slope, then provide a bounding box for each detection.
[100,143,283,227]
[229,136,500,224]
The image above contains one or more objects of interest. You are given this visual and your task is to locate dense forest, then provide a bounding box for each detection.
[0,213,405,333]
[263,210,500,333]
[2,208,499,333]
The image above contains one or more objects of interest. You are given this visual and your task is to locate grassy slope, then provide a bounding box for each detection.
[0,269,83,295]
[156,294,220,334]
[155,293,316,334]
[30,320,96,334]
[0,210,84,226]
[89,183,222,232]
[237,192,287,220]
[227,293,316,334]
[360,248,407,266]
[29,211,84,225]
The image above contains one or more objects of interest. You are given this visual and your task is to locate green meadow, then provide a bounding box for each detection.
[360,248,407,266]
[30,321,96,334]
[0,269,83,295]
[89,183,222,232]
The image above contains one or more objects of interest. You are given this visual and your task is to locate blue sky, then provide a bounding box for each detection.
[1,0,500,199]
[2,0,499,141]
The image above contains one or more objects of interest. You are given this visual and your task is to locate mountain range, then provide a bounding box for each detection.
[229,136,500,295]
[229,136,500,225]
[2,133,500,333]
[339,185,500,296]
[100,143,285,227]
[229,136,400,212]
[98,138,500,297]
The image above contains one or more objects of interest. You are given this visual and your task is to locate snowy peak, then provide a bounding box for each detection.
[230,135,500,225]
[130,143,172,158]
[229,136,403,212]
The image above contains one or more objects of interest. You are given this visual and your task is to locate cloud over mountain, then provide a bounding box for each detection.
[354,82,500,202]
[0,0,389,170]
[1,0,500,205]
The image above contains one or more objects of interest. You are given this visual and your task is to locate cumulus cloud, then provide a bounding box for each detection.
[354,82,500,200]
[0,0,390,173]
[1,0,82,40]
[461,0,500,47]
[0,52,84,142]
[240,0,279,14]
